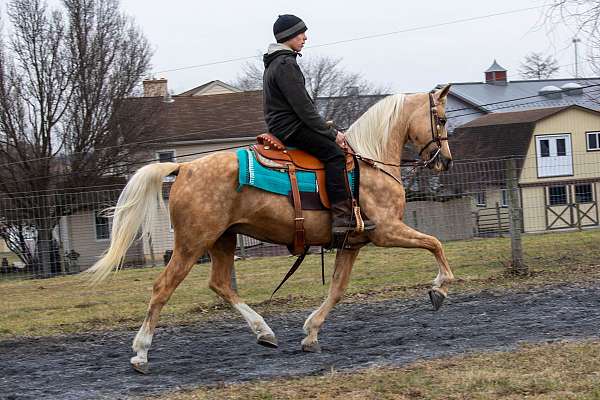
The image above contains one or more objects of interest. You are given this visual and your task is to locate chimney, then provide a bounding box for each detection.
[484,59,508,85]
[143,78,168,97]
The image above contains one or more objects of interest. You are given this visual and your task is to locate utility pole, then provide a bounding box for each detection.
[573,37,581,78]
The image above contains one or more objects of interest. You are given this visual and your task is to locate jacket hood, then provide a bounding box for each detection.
[263,43,297,68]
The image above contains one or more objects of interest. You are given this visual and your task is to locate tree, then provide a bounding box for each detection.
[0,0,154,276]
[231,55,388,129]
[519,52,560,79]
[543,1,600,73]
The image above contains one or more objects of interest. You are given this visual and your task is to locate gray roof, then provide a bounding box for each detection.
[485,59,507,73]
[447,77,600,115]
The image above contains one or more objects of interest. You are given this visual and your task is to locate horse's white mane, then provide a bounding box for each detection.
[345,94,406,161]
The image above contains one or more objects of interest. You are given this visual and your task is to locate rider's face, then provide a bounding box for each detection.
[285,32,307,52]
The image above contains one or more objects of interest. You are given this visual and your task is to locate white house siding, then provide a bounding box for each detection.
[143,202,174,265]
[59,212,144,271]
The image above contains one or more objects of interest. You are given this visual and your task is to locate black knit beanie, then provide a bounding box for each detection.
[273,14,307,43]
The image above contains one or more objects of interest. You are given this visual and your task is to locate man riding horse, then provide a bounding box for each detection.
[262,14,376,245]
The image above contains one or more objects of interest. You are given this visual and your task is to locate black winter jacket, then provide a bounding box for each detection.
[263,49,337,142]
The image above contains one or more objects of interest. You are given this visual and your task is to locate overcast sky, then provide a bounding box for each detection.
[4,0,593,94]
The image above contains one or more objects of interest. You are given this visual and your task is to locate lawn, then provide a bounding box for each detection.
[0,229,599,338]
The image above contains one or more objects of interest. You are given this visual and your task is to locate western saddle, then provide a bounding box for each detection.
[252,133,356,255]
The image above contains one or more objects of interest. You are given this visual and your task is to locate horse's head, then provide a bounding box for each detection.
[406,84,453,172]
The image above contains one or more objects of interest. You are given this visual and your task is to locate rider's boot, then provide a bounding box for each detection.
[331,199,376,247]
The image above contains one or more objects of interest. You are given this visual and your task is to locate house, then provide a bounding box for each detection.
[448,105,600,233]
[58,79,268,270]
[177,79,243,96]
[443,60,600,132]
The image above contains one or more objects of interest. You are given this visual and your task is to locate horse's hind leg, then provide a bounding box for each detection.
[208,233,277,348]
[131,248,199,373]
[371,221,454,310]
[302,248,360,353]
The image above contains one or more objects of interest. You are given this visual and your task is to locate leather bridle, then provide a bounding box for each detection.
[344,88,449,177]
[417,90,449,165]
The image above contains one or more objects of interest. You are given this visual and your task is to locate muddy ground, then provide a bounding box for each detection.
[2,283,600,399]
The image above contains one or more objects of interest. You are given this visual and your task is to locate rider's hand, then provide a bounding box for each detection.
[335,131,347,150]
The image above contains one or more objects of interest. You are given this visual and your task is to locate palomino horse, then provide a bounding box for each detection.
[88,85,454,373]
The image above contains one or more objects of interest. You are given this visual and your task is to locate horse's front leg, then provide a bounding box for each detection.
[302,248,360,353]
[370,220,454,310]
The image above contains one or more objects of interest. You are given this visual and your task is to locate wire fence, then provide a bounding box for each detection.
[1,151,599,280]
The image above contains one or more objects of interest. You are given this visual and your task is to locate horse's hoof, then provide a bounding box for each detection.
[257,333,278,348]
[302,342,322,353]
[429,289,446,311]
[131,361,149,374]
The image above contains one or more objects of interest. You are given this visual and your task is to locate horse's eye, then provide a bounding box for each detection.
[439,117,447,125]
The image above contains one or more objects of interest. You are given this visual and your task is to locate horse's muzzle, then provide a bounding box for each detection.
[428,152,453,172]
[440,155,453,171]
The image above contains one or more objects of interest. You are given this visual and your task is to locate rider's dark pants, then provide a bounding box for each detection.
[283,125,348,204]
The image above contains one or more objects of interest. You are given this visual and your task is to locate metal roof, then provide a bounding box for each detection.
[484,59,507,73]
[447,77,600,115]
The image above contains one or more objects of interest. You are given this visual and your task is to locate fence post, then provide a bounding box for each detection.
[231,267,238,293]
[506,158,527,275]
[238,234,246,259]
[495,202,502,236]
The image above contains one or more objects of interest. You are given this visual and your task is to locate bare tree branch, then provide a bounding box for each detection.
[519,52,560,79]
[544,0,600,73]
[231,54,389,129]
[0,0,153,275]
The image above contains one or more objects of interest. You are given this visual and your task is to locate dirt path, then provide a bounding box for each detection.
[2,283,600,400]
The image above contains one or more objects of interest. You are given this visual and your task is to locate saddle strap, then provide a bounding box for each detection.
[287,164,305,255]
[269,246,309,301]
[344,157,364,233]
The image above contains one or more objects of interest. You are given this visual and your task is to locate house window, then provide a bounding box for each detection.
[556,138,566,156]
[157,150,175,163]
[94,211,110,240]
[587,132,600,151]
[548,186,568,206]
[500,189,509,207]
[474,191,486,207]
[575,184,593,203]
[535,134,573,177]
[540,139,550,157]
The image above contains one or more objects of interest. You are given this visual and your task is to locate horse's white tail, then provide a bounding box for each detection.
[86,162,180,283]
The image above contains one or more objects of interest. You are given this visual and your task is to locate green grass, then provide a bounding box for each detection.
[0,229,599,339]
[158,340,600,399]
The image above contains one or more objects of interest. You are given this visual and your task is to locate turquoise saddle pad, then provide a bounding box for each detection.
[236,148,355,198]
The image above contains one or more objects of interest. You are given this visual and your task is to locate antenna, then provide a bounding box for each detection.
[572,37,581,78]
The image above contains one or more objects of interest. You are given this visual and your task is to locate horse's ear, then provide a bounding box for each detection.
[435,84,452,100]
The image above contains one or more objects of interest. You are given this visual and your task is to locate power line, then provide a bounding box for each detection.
[2,79,599,171]
[153,5,544,75]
